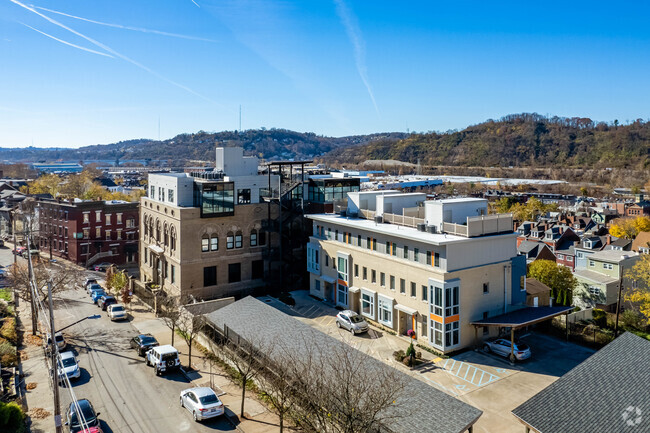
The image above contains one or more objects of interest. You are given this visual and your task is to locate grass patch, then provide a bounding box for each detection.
[0,288,11,303]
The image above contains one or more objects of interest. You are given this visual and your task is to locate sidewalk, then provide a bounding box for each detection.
[128,296,283,433]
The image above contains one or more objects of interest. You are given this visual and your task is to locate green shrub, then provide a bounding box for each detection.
[405,343,415,358]
[0,401,26,433]
[0,342,17,367]
[592,309,607,328]
[393,350,405,362]
[0,318,17,346]
[621,310,642,330]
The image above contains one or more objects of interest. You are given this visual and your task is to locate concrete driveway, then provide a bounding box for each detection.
[263,290,597,433]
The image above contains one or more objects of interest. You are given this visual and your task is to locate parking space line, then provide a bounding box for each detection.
[438,358,500,388]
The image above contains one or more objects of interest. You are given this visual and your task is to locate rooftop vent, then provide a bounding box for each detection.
[427,225,437,234]
[417,223,427,232]
[374,215,383,224]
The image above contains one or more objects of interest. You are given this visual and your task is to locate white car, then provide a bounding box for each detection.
[57,351,81,382]
[146,345,181,375]
[483,338,531,361]
[107,304,127,321]
[180,387,225,422]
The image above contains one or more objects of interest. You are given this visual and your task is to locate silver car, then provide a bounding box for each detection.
[483,338,531,361]
[336,310,369,335]
[180,387,225,422]
[57,351,81,382]
[107,304,127,321]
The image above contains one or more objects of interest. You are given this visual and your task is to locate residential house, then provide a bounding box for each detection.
[525,278,552,307]
[631,231,650,254]
[37,198,139,267]
[140,147,279,300]
[517,240,556,263]
[573,250,642,311]
[574,235,609,269]
[625,200,650,217]
[512,332,650,433]
[307,194,527,354]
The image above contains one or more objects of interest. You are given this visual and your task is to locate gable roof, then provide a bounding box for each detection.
[525,278,551,295]
[512,332,650,433]
[205,296,482,433]
[632,231,650,252]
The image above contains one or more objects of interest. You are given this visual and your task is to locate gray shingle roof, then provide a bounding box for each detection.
[512,332,650,433]
[205,296,482,433]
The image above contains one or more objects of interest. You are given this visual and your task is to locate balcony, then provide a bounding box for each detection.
[442,214,513,238]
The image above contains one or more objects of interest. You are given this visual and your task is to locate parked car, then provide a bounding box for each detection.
[91,289,106,304]
[65,399,100,433]
[107,304,127,321]
[146,345,181,375]
[83,278,98,290]
[0,239,4,247]
[88,283,103,295]
[482,338,531,361]
[12,246,25,255]
[97,295,117,311]
[335,310,369,335]
[130,334,159,356]
[56,351,81,383]
[79,427,103,433]
[180,387,225,422]
[94,262,113,272]
[21,249,39,259]
[0,269,6,279]
[45,332,67,352]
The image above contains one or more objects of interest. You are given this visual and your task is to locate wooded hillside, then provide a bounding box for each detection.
[324,114,650,170]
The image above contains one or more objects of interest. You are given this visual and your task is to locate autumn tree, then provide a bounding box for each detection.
[176,311,205,369]
[528,260,577,306]
[610,216,650,239]
[624,255,650,324]
[158,295,182,346]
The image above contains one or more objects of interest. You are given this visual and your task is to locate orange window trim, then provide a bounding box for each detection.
[338,279,348,287]
[430,314,443,323]
[445,314,459,324]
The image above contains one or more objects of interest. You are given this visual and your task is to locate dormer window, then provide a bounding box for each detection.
[584,240,592,249]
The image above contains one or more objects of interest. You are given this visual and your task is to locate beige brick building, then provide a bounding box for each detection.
[307,192,527,354]
[140,147,279,300]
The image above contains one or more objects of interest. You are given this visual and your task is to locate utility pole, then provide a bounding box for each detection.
[12,210,17,307]
[26,232,38,336]
[47,279,63,433]
[614,265,624,338]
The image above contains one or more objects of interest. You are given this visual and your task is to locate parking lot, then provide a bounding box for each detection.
[263,290,597,433]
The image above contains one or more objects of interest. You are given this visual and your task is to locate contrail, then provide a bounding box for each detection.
[333,0,379,115]
[20,22,114,58]
[34,6,215,42]
[10,0,217,104]
[190,0,201,7]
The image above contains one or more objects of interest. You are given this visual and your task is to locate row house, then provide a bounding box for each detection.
[307,193,527,354]
[37,199,139,267]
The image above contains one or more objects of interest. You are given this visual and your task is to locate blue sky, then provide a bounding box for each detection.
[2,0,650,148]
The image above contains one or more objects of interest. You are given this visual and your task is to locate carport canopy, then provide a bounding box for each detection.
[470,306,574,362]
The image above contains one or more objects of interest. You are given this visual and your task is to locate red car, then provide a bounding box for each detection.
[80,427,103,433]
[12,246,25,255]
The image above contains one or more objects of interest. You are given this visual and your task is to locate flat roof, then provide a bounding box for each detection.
[589,249,639,263]
[309,213,516,246]
[470,306,573,328]
[429,197,488,204]
[512,332,650,433]
[574,269,618,285]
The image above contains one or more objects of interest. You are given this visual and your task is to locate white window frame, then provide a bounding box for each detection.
[336,283,349,308]
[360,289,376,320]
[377,295,393,327]
[307,244,320,274]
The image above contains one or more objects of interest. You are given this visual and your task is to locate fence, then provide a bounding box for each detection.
[549,314,614,348]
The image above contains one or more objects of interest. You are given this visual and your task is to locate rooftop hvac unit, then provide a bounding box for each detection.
[417,223,426,232]
[427,225,437,234]
[374,215,383,224]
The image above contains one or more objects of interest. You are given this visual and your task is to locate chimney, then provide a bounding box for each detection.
[607,234,611,245]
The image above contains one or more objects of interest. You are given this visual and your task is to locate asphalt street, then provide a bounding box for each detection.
[1,247,234,432]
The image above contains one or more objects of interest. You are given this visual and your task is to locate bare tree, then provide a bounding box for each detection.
[158,295,181,346]
[9,261,82,305]
[176,310,205,369]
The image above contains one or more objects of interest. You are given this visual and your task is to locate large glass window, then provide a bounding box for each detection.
[168,189,174,202]
[196,182,235,217]
[378,296,393,326]
[210,235,218,251]
[337,256,348,282]
[337,284,348,307]
[434,252,440,267]
[228,263,241,283]
[361,292,375,318]
[445,286,459,317]
[445,321,459,346]
[432,322,443,347]
[235,232,243,248]
[250,230,257,247]
[431,286,443,316]
[201,236,209,252]
[227,233,234,249]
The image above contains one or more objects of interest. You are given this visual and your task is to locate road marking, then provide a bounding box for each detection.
[440,358,500,388]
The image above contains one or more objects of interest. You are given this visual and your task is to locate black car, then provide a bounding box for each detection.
[130,334,159,356]
[65,398,100,433]
[97,295,117,311]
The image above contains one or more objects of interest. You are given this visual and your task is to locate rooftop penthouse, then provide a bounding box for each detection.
[344,191,513,238]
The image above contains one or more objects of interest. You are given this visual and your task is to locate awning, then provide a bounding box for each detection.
[148,244,164,254]
[321,275,336,284]
[470,306,573,328]
[348,286,361,293]
[359,287,376,295]
[394,304,418,316]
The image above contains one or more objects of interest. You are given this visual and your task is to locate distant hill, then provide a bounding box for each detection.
[323,114,650,170]
[0,129,408,165]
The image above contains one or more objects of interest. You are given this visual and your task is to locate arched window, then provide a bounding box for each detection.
[226,232,234,249]
[170,226,177,251]
[143,215,148,236]
[201,234,209,252]
[210,235,218,251]
[235,231,243,248]
[155,220,161,242]
[163,223,169,246]
[148,219,154,240]
[250,229,258,247]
